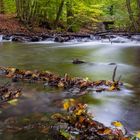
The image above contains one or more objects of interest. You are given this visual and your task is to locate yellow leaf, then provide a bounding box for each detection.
[63,99,75,110]
[103,128,112,135]
[8,99,18,106]
[112,121,123,127]
[15,92,21,98]
[8,67,16,73]
[45,70,51,74]
[63,101,69,110]
[25,70,32,75]
[136,131,140,138]
[108,86,116,91]
[75,109,84,116]
[32,74,38,78]
[84,77,89,81]
[58,82,64,88]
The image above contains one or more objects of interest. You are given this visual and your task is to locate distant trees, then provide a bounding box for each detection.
[66,0,74,31]
[13,0,103,31]
[54,0,65,26]
[1,0,140,32]
[15,0,39,25]
[0,0,4,14]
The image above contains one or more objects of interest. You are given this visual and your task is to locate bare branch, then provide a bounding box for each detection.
[112,66,117,82]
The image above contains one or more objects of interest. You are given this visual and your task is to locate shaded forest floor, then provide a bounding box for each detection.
[0,14,92,36]
[0,14,30,35]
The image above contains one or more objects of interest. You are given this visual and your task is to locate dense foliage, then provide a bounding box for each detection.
[0,0,140,32]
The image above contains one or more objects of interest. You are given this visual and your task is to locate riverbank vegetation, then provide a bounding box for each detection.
[0,0,140,33]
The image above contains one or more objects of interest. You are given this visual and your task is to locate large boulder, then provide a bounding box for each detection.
[2,35,11,40]
[30,36,41,42]
[54,36,65,42]
[41,34,52,41]
[72,59,86,64]
[55,36,72,42]
[12,36,25,42]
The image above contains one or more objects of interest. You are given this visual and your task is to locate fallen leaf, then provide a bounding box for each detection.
[108,85,116,91]
[63,99,76,110]
[112,121,123,127]
[75,109,84,116]
[83,77,89,81]
[79,116,85,123]
[98,128,112,135]
[58,81,64,88]
[103,128,112,135]
[135,131,140,138]
[60,130,72,139]
[8,99,18,106]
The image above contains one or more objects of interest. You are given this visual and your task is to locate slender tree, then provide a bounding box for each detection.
[126,0,139,31]
[136,0,140,26]
[54,0,65,26]
[0,0,4,14]
[66,0,74,31]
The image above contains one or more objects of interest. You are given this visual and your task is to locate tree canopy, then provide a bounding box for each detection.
[0,0,140,32]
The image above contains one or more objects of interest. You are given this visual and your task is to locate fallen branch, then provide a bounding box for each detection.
[112,66,117,82]
[0,66,122,94]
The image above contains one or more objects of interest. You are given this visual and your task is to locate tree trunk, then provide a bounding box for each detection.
[126,0,138,31]
[54,0,65,26]
[136,0,140,26]
[15,0,19,17]
[66,1,74,32]
[137,0,140,9]
[0,0,4,14]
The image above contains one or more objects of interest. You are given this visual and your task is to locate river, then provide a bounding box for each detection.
[0,39,140,139]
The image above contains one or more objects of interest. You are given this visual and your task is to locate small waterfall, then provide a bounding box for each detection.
[0,35,3,42]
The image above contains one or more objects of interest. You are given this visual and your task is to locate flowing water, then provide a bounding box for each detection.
[0,39,140,139]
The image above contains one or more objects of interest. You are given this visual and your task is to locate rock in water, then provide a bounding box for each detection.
[108,62,117,65]
[72,59,85,64]
[30,36,40,42]
[12,36,25,42]
[54,36,65,42]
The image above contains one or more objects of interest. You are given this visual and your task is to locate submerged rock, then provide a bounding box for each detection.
[72,59,86,64]
[54,36,71,42]
[54,36,65,42]
[30,36,41,42]
[108,62,117,65]
[12,36,25,42]
[41,34,53,41]
[2,35,11,41]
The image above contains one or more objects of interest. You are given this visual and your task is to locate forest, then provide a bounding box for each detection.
[0,0,140,140]
[0,0,140,32]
